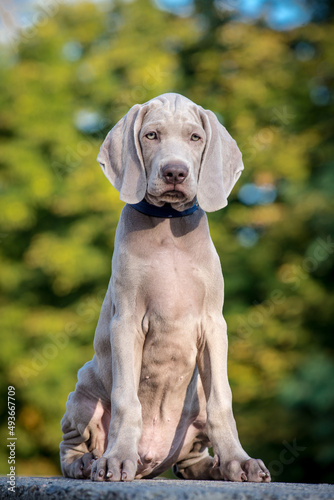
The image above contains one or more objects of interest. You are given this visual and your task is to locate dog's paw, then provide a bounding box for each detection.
[91,455,137,482]
[212,457,271,482]
[67,449,102,479]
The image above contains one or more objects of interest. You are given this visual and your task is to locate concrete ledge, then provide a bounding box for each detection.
[1,477,333,500]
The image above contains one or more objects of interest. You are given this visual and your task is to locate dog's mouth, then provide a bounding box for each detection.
[147,187,187,203]
[146,188,193,210]
[161,190,185,200]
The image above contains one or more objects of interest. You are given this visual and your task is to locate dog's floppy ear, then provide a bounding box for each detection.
[97,104,147,204]
[197,109,244,212]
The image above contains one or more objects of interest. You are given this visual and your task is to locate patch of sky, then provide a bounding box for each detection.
[62,41,83,61]
[237,227,259,247]
[294,41,316,62]
[157,0,313,30]
[74,110,105,133]
[238,183,277,206]
[154,0,193,16]
[309,86,331,107]
[265,1,311,30]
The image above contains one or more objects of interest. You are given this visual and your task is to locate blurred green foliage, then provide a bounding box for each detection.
[0,0,333,483]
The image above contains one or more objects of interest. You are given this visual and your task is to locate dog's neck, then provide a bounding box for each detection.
[129,199,199,218]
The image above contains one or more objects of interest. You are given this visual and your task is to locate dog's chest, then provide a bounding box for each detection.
[140,236,207,313]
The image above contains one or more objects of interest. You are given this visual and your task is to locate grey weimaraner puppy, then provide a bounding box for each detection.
[60,93,271,483]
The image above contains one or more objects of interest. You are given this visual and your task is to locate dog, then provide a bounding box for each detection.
[59,93,271,482]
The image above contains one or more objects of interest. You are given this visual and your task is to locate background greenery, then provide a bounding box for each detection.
[0,0,333,483]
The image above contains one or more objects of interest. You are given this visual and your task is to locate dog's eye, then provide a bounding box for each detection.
[145,132,157,140]
[191,134,201,142]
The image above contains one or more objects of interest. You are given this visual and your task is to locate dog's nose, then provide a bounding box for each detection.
[161,164,189,184]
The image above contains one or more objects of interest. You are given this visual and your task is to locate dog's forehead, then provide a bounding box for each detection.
[142,93,202,126]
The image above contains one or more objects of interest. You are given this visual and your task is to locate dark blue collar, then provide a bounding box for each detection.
[129,199,199,218]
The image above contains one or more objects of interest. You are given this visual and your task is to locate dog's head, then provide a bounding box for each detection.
[97,93,243,212]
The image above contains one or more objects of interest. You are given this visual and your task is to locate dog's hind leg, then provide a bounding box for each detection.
[60,360,110,479]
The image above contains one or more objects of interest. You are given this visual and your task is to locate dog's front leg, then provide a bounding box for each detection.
[91,317,143,482]
[198,316,271,482]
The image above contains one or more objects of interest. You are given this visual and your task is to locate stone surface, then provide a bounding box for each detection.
[1,477,333,500]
